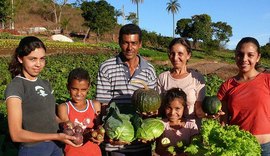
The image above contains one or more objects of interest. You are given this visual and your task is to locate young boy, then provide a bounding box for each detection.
[58,68,102,156]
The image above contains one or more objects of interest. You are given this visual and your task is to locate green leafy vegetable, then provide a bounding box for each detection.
[103,103,135,143]
[184,119,261,156]
[136,118,165,141]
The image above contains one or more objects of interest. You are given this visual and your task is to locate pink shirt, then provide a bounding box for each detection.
[157,70,205,118]
[218,73,270,135]
[155,119,199,156]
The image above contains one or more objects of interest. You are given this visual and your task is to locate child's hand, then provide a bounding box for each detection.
[90,135,104,145]
[138,110,159,118]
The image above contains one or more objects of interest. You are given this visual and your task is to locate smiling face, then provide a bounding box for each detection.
[235,42,261,74]
[165,98,185,124]
[68,79,90,104]
[18,48,46,80]
[119,34,142,61]
[169,43,191,70]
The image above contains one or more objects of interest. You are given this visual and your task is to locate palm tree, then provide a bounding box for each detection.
[131,0,144,25]
[166,0,181,37]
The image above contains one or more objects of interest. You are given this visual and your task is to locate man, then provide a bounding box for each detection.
[96,24,157,156]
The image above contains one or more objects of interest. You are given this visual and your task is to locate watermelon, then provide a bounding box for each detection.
[202,96,222,115]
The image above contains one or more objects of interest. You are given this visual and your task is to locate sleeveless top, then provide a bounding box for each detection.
[64,100,101,156]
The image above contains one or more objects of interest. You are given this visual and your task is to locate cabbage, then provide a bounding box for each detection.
[136,118,165,141]
[103,103,135,143]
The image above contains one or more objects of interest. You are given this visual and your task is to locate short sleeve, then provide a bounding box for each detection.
[4,78,24,101]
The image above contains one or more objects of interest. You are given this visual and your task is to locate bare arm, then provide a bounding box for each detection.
[194,101,206,118]
[92,100,102,125]
[220,101,229,125]
[57,103,69,122]
[6,97,79,146]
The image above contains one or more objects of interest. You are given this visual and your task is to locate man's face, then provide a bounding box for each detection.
[119,34,142,60]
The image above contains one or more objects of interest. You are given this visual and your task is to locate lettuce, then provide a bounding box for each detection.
[184,119,261,156]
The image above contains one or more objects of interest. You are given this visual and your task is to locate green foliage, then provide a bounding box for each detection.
[184,119,261,156]
[212,21,233,44]
[0,57,11,100]
[261,43,270,58]
[176,14,232,50]
[204,74,224,96]
[81,0,117,37]
[0,0,11,23]
[40,53,113,103]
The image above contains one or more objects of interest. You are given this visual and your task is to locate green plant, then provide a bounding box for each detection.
[184,119,261,156]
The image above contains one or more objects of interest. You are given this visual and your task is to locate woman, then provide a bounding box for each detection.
[4,36,80,156]
[217,37,270,156]
[157,38,206,123]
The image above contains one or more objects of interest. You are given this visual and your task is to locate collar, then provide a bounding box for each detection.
[116,52,149,69]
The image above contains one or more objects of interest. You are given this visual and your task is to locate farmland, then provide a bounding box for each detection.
[0,39,269,155]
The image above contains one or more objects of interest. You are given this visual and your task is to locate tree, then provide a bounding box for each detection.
[175,14,212,48]
[0,0,11,29]
[44,0,68,28]
[212,21,232,48]
[175,18,192,38]
[166,0,180,38]
[191,14,212,48]
[126,12,138,24]
[131,0,144,25]
[114,9,123,24]
[81,0,117,42]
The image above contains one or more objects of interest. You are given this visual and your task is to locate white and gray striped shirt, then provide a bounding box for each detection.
[96,53,157,106]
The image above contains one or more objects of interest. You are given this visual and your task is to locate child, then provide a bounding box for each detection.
[57,67,102,156]
[155,88,199,156]
[4,36,79,156]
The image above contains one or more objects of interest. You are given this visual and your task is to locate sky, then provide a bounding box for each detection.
[72,0,270,49]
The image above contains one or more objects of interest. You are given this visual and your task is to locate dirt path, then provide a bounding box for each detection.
[187,61,238,80]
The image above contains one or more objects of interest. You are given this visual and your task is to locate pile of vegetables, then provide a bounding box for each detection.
[103,103,165,144]
[184,119,261,156]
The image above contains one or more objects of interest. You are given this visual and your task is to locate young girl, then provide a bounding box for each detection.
[4,36,78,156]
[155,88,199,156]
[57,68,102,156]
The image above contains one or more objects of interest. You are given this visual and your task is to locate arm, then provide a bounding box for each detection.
[57,103,69,123]
[92,100,102,125]
[220,101,229,125]
[194,101,206,118]
[6,97,79,146]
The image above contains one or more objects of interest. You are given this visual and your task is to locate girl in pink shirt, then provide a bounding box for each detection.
[155,88,199,156]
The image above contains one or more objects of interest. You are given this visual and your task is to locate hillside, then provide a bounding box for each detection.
[10,0,87,34]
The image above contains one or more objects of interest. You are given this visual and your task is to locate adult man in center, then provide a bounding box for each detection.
[96,23,157,156]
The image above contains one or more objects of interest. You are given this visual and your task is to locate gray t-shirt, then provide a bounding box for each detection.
[5,76,59,134]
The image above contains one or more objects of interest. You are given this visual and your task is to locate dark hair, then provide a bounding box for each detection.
[168,38,192,55]
[67,68,90,86]
[118,23,142,43]
[8,36,46,78]
[163,88,187,107]
[235,37,260,54]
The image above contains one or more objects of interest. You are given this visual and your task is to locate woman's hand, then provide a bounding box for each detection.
[204,110,225,120]
[58,133,82,147]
